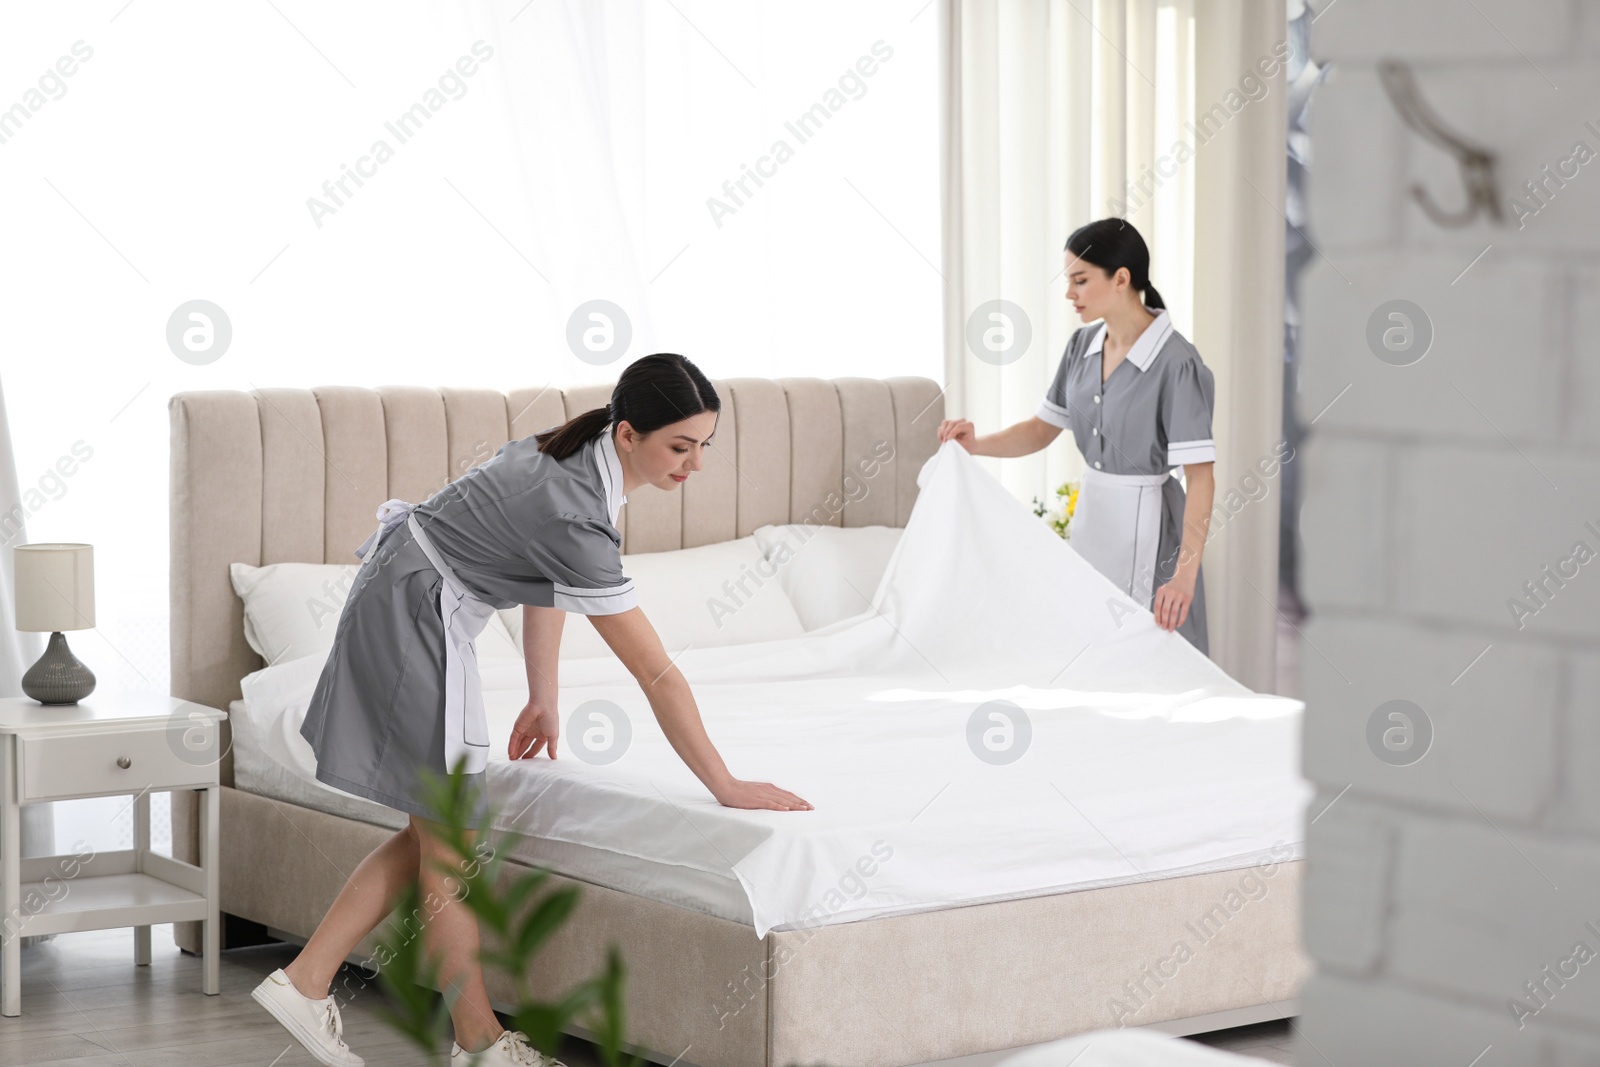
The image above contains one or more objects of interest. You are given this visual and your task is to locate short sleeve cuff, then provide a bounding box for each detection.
[1167,439,1216,466]
[554,579,637,615]
[1035,400,1071,429]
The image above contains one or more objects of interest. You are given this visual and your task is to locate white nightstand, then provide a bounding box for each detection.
[0,693,226,1016]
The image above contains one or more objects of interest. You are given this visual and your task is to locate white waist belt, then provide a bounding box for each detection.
[358,499,497,777]
[1071,468,1173,605]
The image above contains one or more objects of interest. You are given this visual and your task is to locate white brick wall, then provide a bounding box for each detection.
[1299,3,1600,1061]
[1300,255,1563,443]
[1313,0,1573,63]
[1299,615,1561,820]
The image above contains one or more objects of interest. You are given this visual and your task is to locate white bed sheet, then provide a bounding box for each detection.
[236,441,1312,938]
[229,696,759,924]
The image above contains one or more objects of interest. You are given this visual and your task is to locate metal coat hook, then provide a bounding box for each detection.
[1377,59,1504,229]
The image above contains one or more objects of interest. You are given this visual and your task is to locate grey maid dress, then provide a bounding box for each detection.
[1035,307,1216,655]
[299,428,637,823]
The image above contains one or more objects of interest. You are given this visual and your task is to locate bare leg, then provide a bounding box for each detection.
[411,814,505,1053]
[282,823,420,1000]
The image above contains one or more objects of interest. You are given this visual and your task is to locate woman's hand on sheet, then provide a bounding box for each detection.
[711,778,813,812]
[508,700,561,760]
[937,418,977,453]
[1153,573,1195,632]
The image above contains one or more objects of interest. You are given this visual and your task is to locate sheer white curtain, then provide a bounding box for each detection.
[940,0,1285,687]
[0,377,57,945]
[435,0,945,375]
[1190,0,1289,694]
[0,0,938,854]
[0,381,41,699]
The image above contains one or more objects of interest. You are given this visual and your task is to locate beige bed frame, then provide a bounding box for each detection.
[168,378,1308,1067]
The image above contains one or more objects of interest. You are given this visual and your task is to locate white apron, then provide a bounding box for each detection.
[1069,468,1170,607]
[356,498,497,776]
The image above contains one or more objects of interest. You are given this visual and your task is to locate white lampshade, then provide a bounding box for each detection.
[14,543,95,632]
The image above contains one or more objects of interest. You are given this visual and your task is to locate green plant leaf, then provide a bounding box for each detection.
[511,887,580,959]
[367,759,640,1064]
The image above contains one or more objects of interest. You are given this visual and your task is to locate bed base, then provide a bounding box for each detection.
[174,786,1308,1067]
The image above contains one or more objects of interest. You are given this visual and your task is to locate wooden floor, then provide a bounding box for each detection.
[0,926,1295,1066]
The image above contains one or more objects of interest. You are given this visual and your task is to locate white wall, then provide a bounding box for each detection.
[1297,1,1600,1062]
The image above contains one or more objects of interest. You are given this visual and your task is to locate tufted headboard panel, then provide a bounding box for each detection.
[169,376,944,740]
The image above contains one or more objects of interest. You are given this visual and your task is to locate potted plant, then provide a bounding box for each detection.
[371,760,644,1066]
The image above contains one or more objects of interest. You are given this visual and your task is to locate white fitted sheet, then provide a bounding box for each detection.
[229,695,759,924]
[233,442,1312,937]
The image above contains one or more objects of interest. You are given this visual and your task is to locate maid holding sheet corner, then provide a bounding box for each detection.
[251,353,811,1067]
[939,219,1217,655]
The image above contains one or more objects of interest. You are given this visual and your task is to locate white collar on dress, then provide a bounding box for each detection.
[592,428,627,527]
[1084,306,1175,372]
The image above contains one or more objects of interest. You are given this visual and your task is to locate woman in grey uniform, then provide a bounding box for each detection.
[939,219,1217,655]
[252,353,812,1067]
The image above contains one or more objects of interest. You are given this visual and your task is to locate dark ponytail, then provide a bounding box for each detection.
[534,352,721,460]
[1065,219,1165,310]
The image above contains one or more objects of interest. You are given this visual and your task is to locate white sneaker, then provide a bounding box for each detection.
[250,968,365,1067]
[451,1029,567,1066]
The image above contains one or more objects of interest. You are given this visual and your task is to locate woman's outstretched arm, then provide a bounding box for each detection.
[589,607,812,812]
[938,415,1062,457]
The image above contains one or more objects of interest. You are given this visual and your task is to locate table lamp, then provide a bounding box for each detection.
[14,543,96,704]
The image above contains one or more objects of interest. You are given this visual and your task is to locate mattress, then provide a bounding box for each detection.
[232,441,1313,937]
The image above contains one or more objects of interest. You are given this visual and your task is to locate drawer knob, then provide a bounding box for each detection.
[116,756,131,769]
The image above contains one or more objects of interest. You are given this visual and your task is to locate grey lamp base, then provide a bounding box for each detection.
[22,631,96,705]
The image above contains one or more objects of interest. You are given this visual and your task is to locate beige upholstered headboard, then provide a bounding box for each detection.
[169,375,943,783]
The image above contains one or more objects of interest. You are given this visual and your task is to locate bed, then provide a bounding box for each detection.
[168,378,1311,1067]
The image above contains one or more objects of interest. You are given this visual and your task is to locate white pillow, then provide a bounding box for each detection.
[750,524,903,630]
[499,535,807,659]
[230,561,521,666]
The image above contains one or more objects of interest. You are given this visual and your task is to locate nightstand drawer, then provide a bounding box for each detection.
[21,726,217,801]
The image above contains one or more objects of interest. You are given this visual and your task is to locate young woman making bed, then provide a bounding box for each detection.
[939,218,1218,655]
[251,352,811,1067]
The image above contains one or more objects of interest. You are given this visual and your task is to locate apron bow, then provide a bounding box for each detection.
[355,498,416,562]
